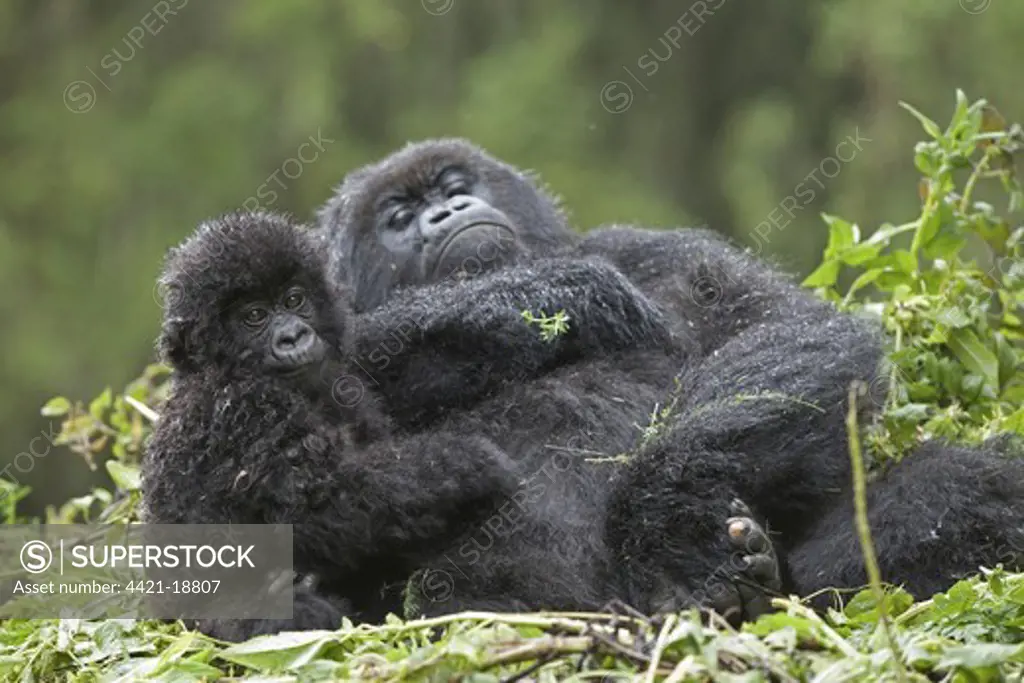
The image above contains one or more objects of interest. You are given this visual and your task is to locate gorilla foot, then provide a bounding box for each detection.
[720,498,782,623]
[651,498,781,626]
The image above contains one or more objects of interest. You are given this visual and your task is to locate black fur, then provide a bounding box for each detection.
[318,138,1024,612]
[316,140,797,619]
[788,439,1024,606]
[146,209,737,641]
[352,255,680,427]
[145,211,534,639]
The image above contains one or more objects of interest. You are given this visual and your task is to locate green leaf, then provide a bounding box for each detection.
[802,260,840,288]
[948,88,971,135]
[938,643,1024,670]
[914,144,939,176]
[838,242,882,266]
[105,461,141,492]
[89,387,113,421]
[995,333,1019,390]
[843,586,914,624]
[149,660,225,682]
[911,212,941,255]
[886,403,932,423]
[875,270,914,291]
[900,101,943,139]
[922,233,967,261]
[41,396,72,417]
[947,328,1000,392]
[743,612,818,640]
[218,631,336,672]
[823,214,857,258]
[844,268,882,299]
[936,307,973,329]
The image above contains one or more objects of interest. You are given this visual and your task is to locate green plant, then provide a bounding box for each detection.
[803,90,1024,456]
[35,363,170,524]
[521,308,571,341]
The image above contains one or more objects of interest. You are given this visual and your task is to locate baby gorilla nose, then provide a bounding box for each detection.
[270,317,323,369]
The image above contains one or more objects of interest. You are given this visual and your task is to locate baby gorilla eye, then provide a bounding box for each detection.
[284,290,306,310]
[242,306,269,328]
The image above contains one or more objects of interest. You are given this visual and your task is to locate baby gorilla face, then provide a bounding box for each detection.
[231,284,328,374]
[158,210,353,377]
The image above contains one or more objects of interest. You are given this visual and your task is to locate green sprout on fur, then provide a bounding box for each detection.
[521,308,571,341]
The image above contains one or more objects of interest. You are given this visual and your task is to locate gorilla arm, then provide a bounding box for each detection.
[145,377,520,573]
[355,256,683,426]
[577,225,832,353]
[254,422,520,574]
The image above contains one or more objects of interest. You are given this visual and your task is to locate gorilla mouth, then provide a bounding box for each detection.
[434,222,517,277]
[270,338,327,373]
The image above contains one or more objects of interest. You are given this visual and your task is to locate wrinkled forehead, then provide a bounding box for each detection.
[352,143,483,198]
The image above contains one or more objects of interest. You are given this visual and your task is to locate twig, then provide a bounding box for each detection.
[959,146,995,215]
[124,395,160,423]
[642,613,677,683]
[362,610,648,639]
[482,636,591,668]
[846,383,907,681]
[499,653,556,683]
[587,628,653,665]
[703,610,800,683]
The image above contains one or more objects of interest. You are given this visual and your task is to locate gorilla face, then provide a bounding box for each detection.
[320,139,576,312]
[158,211,352,379]
[230,284,328,374]
[376,166,520,283]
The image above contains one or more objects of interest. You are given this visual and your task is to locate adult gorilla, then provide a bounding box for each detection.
[318,138,1024,607]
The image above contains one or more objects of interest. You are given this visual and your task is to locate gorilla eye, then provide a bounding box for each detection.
[242,306,269,328]
[439,169,472,198]
[443,179,471,198]
[388,206,415,230]
[284,290,306,310]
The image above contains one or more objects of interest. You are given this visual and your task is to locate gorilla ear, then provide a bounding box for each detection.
[158,318,199,372]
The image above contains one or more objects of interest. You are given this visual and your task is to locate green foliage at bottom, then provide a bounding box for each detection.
[3,571,1024,681]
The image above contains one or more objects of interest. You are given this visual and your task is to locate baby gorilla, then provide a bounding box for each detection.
[145,211,524,640]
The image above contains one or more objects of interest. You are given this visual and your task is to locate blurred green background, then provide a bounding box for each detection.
[1,0,1021,513]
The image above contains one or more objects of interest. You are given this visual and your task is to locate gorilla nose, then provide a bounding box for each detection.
[421,195,490,239]
[273,319,313,353]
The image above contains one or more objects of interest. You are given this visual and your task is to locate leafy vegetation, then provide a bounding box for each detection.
[804,90,1024,459]
[1,92,1021,681]
[521,309,572,343]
